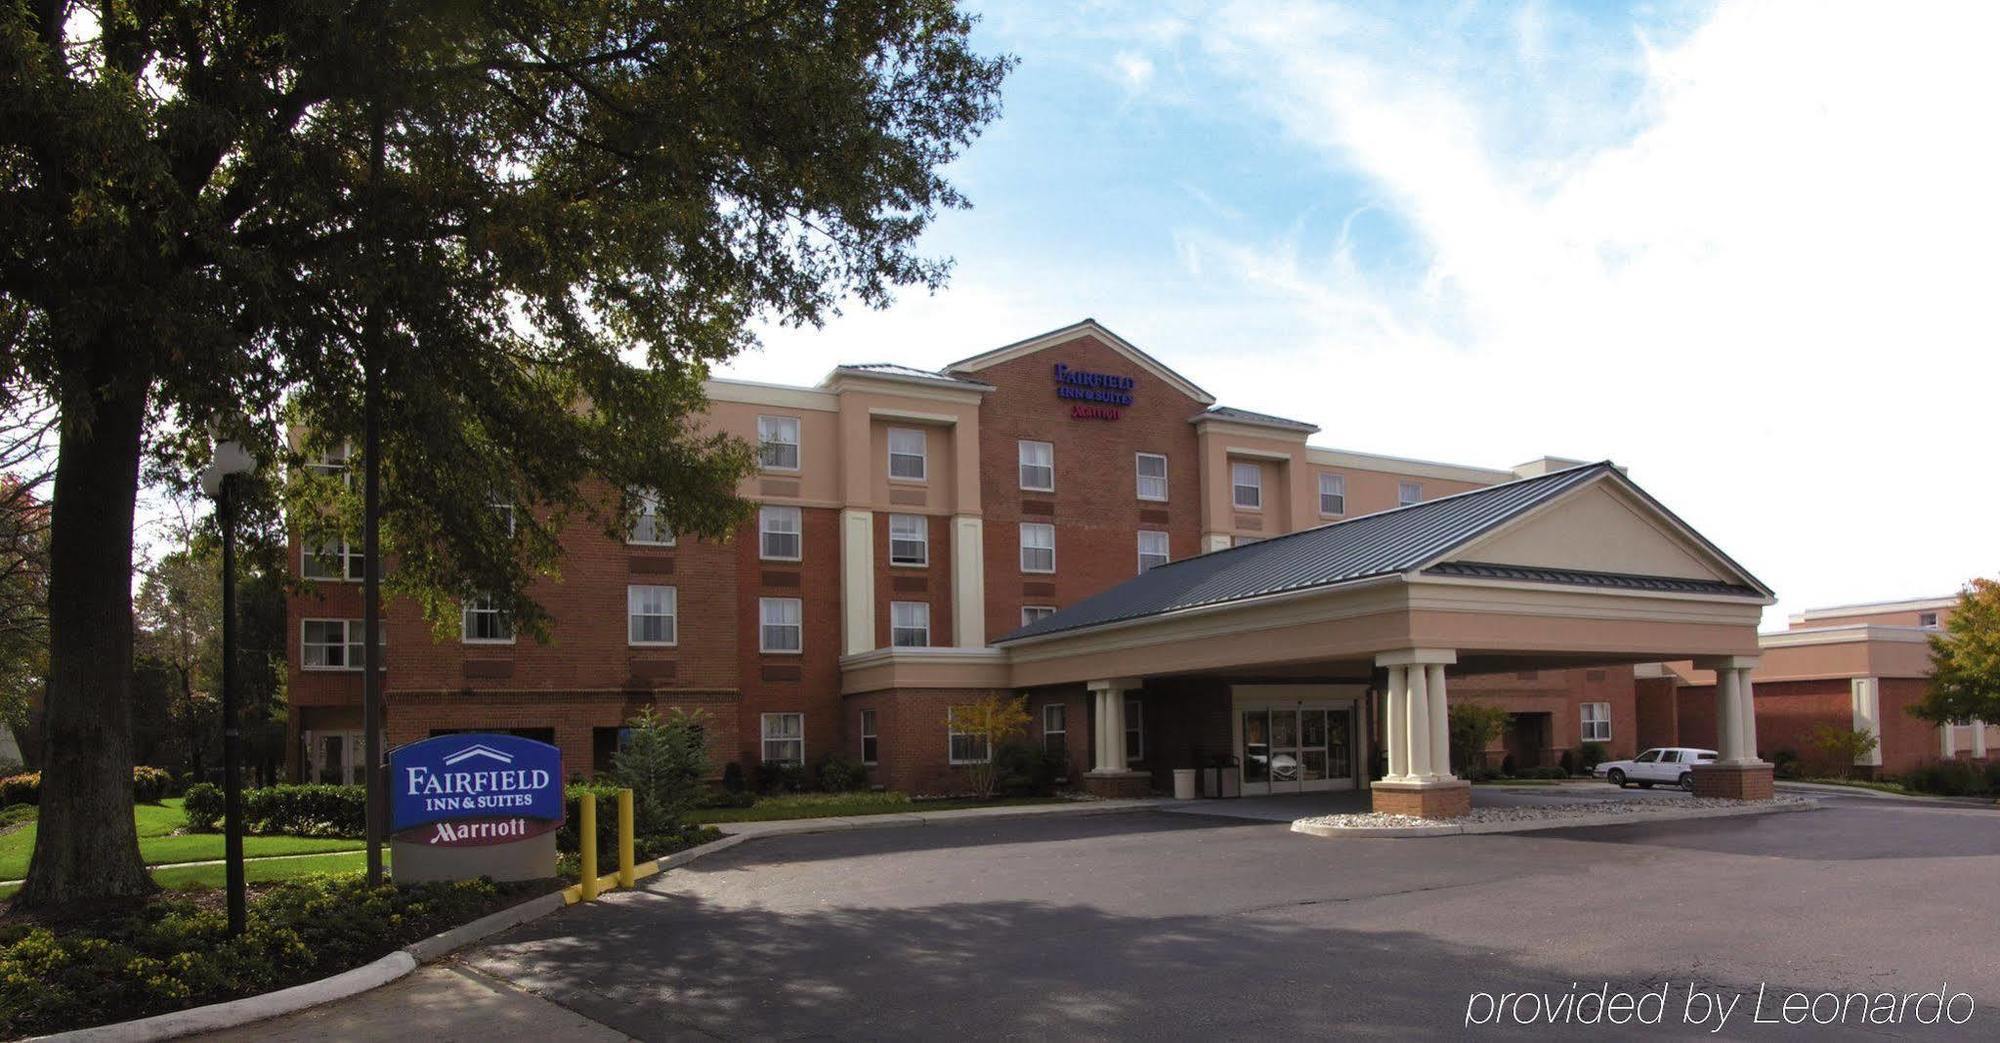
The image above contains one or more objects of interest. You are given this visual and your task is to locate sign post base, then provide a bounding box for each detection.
[392,831,559,883]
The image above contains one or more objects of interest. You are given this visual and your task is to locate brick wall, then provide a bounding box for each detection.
[970,333,1208,641]
[733,506,844,773]
[1450,667,1639,762]
[843,687,1011,795]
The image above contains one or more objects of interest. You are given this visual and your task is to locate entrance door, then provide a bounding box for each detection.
[1239,704,1356,795]
[308,731,365,785]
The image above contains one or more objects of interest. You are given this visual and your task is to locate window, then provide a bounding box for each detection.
[1319,473,1346,515]
[1042,703,1066,759]
[1634,748,1660,763]
[461,594,513,643]
[1018,440,1054,491]
[492,500,517,535]
[759,597,802,653]
[1137,531,1169,572]
[859,709,878,765]
[1918,611,1941,629]
[306,444,351,486]
[1135,453,1168,501]
[1398,481,1423,506]
[1231,462,1261,509]
[761,713,804,765]
[760,505,802,560]
[301,619,383,670]
[1124,698,1145,762]
[887,427,927,480]
[1581,702,1612,742]
[627,584,677,645]
[302,538,365,581]
[890,601,930,647]
[627,491,674,546]
[1019,522,1055,573]
[1659,750,1681,763]
[888,513,928,566]
[948,707,990,765]
[1021,605,1057,626]
[757,415,800,471]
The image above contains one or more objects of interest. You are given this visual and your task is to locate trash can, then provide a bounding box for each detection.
[1201,754,1241,798]
[1172,768,1197,800]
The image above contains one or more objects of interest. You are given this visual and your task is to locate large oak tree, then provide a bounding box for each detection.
[0,0,1007,907]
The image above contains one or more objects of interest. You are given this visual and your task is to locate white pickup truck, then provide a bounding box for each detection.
[1592,747,1718,792]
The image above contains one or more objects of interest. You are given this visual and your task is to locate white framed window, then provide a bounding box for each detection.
[761,712,804,765]
[492,500,517,536]
[887,427,927,481]
[1021,605,1057,626]
[1319,473,1346,516]
[1918,611,1941,630]
[859,709,878,765]
[461,594,514,643]
[759,505,802,561]
[1135,452,1168,501]
[1581,702,1611,742]
[948,707,991,765]
[1398,480,1423,506]
[890,601,931,647]
[1231,462,1262,509]
[1019,522,1055,573]
[757,415,801,471]
[627,584,678,646]
[888,513,928,566]
[1042,703,1067,759]
[627,491,674,546]
[1125,698,1145,762]
[759,596,802,653]
[302,537,365,581]
[301,619,384,670]
[1137,530,1169,572]
[1018,439,1054,492]
[305,444,351,486]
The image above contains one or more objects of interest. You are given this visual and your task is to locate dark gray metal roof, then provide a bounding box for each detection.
[995,462,1763,644]
[831,363,994,389]
[1424,561,1759,597]
[1191,405,1320,432]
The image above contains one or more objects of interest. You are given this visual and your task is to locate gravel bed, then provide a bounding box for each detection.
[1297,794,1813,831]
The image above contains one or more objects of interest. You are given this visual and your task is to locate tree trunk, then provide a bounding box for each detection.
[14,375,153,908]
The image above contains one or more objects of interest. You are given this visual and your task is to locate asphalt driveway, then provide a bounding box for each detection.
[218,792,2000,1040]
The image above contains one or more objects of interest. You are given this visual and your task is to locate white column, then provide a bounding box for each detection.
[1974,720,1989,759]
[1715,666,1742,763]
[1735,668,1761,764]
[1850,678,1884,767]
[840,508,875,654]
[950,515,985,647]
[1087,679,1138,774]
[1427,663,1452,781]
[1384,666,1407,781]
[1406,664,1433,780]
[1940,722,1956,758]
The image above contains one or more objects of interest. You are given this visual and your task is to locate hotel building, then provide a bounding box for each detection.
[288,319,1782,816]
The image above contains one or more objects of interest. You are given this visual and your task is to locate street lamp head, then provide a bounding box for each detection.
[201,418,259,496]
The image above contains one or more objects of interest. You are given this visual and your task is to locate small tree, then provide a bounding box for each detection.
[611,708,710,835]
[1448,702,1511,776]
[1913,578,2000,728]
[1807,723,1880,778]
[949,695,1031,799]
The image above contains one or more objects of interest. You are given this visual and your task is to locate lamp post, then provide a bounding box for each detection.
[201,425,257,936]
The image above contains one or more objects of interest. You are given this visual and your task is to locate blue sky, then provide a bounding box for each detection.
[738,0,2000,628]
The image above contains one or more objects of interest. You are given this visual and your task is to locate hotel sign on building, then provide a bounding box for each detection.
[1052,362,1135,420]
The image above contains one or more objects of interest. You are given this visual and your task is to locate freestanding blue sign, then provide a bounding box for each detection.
[388,733,564,849]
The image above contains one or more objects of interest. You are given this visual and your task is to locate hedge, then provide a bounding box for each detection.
[182,783,366,837]
[0,767,175,808]
[0,875,551,1037]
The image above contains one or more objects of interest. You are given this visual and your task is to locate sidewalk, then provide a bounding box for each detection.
[710,796,1170,839]
[1775,779,1998,807]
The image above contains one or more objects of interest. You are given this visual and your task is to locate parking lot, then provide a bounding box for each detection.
[223,789,2000,1040]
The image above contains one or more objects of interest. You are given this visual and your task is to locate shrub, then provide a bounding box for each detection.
[0,773,37,808]
[1904,758,1990,797]
[814,753,869,793]
[1986,758,2000,793]
[991,739,1062,797]
[1769,749,1800,780]
[0,875,542,1037]
[751,761,809,795]
[610,707,710,833]
[1516,766,1570,780]
[1557,750,1576,776]
[182,782,223,831]
[721,761,746,794]
[0,804,35,830]
[1806,725,1879,778]
[1462,765,1500,783]
[131,766,173,803]
[1576,742,1608,772]
[1447,703,1510,775]
[947,694,1032,799]
[557,782,622,856]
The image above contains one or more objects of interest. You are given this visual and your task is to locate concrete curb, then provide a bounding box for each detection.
[1291,798,1821,838]
[1776,780,1999,807]
[49,797,1170,1040]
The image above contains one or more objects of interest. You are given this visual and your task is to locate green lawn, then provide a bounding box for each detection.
[0,798,365,881]
[687,791,1063,824]
[0,849,381,900]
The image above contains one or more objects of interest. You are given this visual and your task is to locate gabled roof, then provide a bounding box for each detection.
[996,462,1769,644]
[943,319,1217,405]
[1191,405,1320,434]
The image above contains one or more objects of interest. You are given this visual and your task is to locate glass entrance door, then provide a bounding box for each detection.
[1240,704,1356,795]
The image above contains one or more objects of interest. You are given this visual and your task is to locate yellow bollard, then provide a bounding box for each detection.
[579,792,599,901]
[617,788,636,889]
